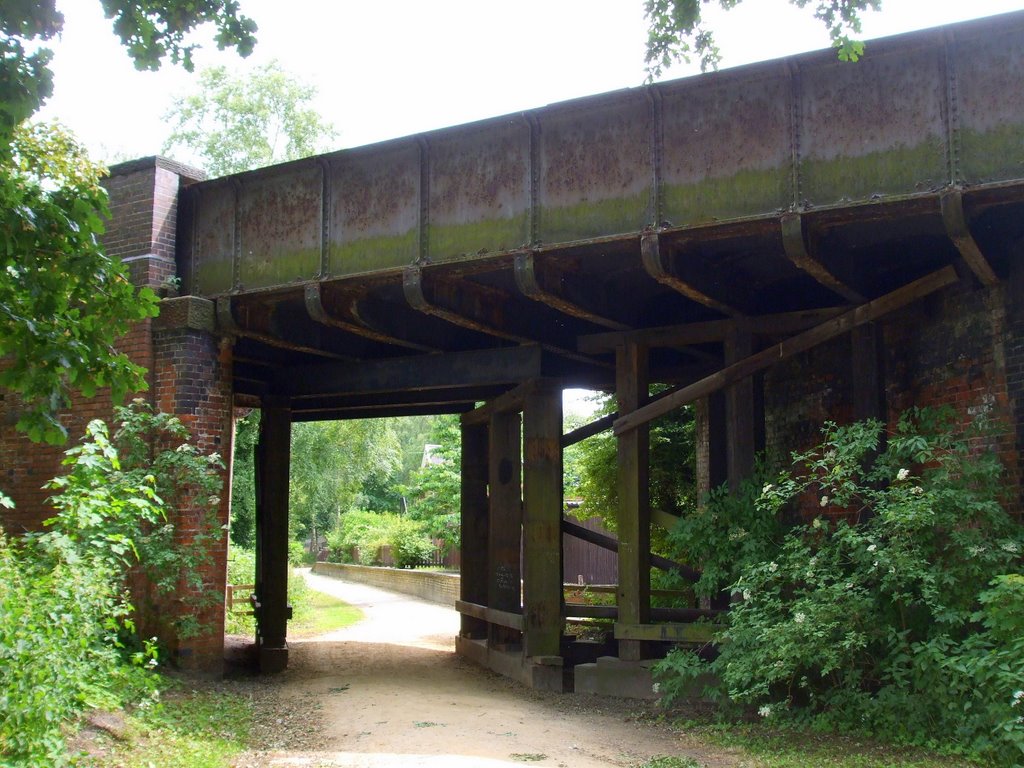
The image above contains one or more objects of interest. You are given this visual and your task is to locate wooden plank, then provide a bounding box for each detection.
[460,423,489,639]
[616,341,650,661]
[577,308,846,354]
[941,188,999,288]
[563,585,692,598]
[725,328,756,489]
[522,382,564,657]
[561,411,616,447]
[456,600,525,631]
[283,345,542,398]
[852,323,884,422]
[461,380,537,427]
[488,409,523,647]
[651,508,680,532]
[255,397,291,672]
[566,605,722,621]
[614,622,723,644]
[614,266,959,435]
[561,518,700,582]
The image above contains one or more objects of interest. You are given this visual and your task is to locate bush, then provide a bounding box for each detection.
[326,509,434,568]
[0,402,223,764]
[0,533,157,765]
[654,409,1024,765]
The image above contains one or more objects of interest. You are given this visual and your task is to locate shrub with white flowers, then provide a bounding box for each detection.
[653,407,1024,766]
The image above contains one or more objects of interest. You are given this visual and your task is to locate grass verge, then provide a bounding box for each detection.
[74,684,251,768]
[225,566,363,637]
[673,721,980,768]
[288,574,363,637]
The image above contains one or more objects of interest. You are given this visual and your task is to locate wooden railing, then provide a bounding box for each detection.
[226,583,256,616]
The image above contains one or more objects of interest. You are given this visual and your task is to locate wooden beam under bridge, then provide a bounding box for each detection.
[613,266,959,435]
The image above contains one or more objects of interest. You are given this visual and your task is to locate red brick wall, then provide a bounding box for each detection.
[759,278,1022,517]
[0,157,232,673]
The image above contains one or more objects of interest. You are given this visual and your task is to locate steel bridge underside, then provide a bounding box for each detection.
[177,12,1024,679]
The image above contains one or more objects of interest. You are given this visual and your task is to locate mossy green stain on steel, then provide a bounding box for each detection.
[801,138,948,206]
[959,125,1024,184]
[194,258,234,296]
[538,191,650,246]
[239,247,320,290]
[329,230,418,277]
[428,214,530,264]
[663,166,791,227]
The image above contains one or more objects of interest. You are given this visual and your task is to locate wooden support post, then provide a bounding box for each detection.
[460,422,489,639]
[725,328,756,490]
[522,382,564,658]
[255,397,291,673]
[852,323,885,422]
[616,342,650,661]
[488,410,522,649]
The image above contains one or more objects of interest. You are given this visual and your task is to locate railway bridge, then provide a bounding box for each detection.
[3,10,1024,687]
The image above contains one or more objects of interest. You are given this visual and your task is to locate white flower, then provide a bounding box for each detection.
[911,486,924,495]
[768,562,779,573]
[1002,541,1020,554]
[742,589,752,601]
[968,545,986,556]
[819,496,829,507]
[1012,690,1024,707]
[758,705,773,718]
[867,544,877,553]
[897,468,910,481]
[812,518,822,529]
[794,612,806,624]
[652,683,661,694]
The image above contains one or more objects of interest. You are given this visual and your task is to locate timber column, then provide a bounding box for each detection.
[459,422,489,639]
[615,341,651,661]
[522,381,563,660]
[255,396,291,673]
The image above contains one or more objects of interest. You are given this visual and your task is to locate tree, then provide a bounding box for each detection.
[0,2,257,444]
[574,391,697,534]
[644,0,881,77]
[162,60,336,176]
[404,415,462,551]
[0,122,159,443]
[289,420,401,552]
[0,1,257,151]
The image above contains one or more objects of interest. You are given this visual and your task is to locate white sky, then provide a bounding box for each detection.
[40,0,1024,165]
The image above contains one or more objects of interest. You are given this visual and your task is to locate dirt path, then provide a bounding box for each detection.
[235,570,741,768]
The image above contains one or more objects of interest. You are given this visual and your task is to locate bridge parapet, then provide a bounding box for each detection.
[180,11,1024,297]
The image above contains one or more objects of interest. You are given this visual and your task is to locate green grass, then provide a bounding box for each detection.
[225,565,363,637]
[288,578,363,637]
[77,686,251,768]
[674,721,980,768]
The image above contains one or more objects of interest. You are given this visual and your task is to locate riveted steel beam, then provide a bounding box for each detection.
[940,187,999,287]
[514,251,631,331]
[403,265,607,367]
[215,297,353,361]
[780,213,865,303]
[640,232,743,317]
[304,283,437,353]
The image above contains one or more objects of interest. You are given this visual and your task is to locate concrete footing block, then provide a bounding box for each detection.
[259,644,288,673]
[574,655,657,699]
